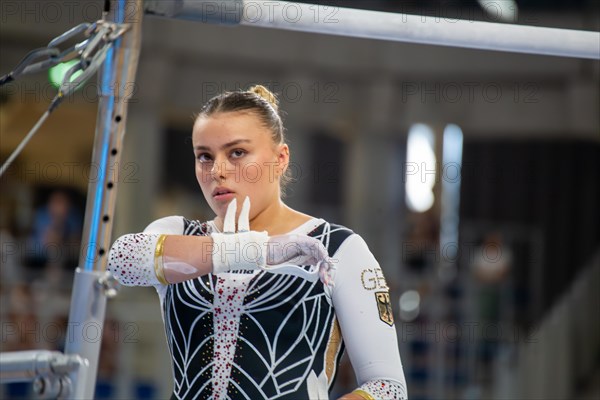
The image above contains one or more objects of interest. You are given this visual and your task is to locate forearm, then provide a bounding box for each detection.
[107,233,214,286]
[162,235,214,283]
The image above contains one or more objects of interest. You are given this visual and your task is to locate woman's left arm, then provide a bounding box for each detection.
[331,234,408,400]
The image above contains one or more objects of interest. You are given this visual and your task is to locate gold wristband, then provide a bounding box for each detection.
[154,234,169,285]
[353,389,376,400]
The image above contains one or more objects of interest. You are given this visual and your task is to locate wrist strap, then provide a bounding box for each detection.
[211,231,268,273]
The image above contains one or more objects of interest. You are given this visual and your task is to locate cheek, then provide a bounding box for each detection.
[249,152,279,184]
[241,162,263,184]
[195,165,211,185]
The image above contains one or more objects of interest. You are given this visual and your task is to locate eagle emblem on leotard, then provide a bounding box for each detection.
[375,291,394,326]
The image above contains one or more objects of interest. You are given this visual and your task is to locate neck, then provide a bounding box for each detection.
[248,198,288,234]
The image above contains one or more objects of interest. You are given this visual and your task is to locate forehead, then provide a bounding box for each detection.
[192,111,268,146]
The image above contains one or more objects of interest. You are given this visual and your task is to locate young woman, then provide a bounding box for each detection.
[108,85,407,400]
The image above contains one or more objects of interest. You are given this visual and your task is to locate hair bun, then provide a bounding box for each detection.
[248,85,279,112]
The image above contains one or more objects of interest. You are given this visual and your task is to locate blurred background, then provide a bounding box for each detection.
[1,0,599,399]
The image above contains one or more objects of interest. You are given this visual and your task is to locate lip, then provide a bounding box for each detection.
[212,187,235,201]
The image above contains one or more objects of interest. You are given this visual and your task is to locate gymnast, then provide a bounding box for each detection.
[107,85,407,400]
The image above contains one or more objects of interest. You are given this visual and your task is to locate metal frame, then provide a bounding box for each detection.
[1,0,142,398]
[145,0,600,60]
[0,351,88,398]
[2,0,598,398]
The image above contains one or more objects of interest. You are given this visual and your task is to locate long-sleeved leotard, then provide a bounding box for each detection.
[108,216,407,400]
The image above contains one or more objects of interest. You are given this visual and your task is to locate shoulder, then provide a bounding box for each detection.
[143,216,213,236]
[308,220,358,257]
[143,216,185,234]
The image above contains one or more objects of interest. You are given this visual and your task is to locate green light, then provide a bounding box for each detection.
[48,60,83,89]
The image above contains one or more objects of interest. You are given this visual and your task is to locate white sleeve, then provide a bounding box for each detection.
[331,234,408,399]
[107,216,184,287]
[142,215,185,235]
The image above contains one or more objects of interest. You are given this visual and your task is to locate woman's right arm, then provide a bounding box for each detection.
[107,216,215,287]
[108,206,335,287]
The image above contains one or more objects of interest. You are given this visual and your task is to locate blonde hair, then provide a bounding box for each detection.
[248,84,279,113]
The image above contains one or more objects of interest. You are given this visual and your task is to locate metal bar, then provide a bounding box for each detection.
[0,350,87,398]
[145,0,600,60]
[63,0,143,398]
[78,0,142,272]
[63,269,107,399]
[0,351,63,383]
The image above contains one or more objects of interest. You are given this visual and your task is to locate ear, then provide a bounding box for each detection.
[276,143,290,176]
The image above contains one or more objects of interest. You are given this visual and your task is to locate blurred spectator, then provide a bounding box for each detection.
[471,232,513,386]
[471,232,512,285]
[1,187,84,399]
[404,210,440,273]
[25,188,82,288]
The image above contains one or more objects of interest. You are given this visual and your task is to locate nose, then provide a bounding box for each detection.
[210,156,230,181]
[210,161,222,180]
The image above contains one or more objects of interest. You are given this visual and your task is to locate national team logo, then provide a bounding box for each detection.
[375,291,394,326]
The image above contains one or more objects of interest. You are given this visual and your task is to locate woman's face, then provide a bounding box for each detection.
[192,111,288,220]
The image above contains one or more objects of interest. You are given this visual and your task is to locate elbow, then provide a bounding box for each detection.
[107,234,137,286]
[107,233,161,287]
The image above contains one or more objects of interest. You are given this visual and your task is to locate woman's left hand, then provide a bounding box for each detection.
[266,234,336,286]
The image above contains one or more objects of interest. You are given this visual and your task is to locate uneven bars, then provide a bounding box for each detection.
[145,0,600,60]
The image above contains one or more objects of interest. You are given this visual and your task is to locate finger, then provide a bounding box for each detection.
[238,196,250,232]
[295,239,325,265]
[223,198,237,233]
[302,239,328,263]
[320,266,332,287]
[321,262,335,287]
[319,265,328,286]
